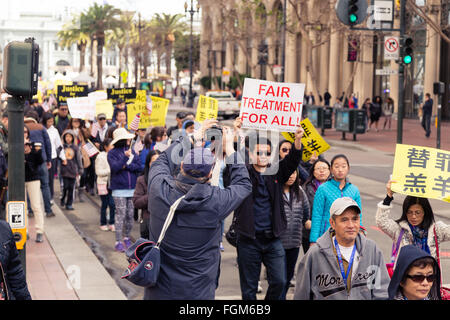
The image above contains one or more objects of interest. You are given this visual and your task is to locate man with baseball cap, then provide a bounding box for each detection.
[294,197,390,300]
[144,124,252,300]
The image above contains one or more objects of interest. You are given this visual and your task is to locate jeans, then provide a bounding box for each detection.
[38,162,52,213]
[421,112,431,137]
[281,247,300,300]
[48,158,58,199]
[100,191,115,226]
[237,234,286,300]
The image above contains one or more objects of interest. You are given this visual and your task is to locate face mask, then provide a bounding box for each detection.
[85,122,90,129]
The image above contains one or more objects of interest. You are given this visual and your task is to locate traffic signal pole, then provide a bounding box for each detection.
[397,0,406,144]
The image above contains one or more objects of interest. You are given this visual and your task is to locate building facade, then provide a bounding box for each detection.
[199,0,449,119]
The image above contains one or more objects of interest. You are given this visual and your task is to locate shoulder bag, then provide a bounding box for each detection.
[121,195,186,287]
[433,227,450,300]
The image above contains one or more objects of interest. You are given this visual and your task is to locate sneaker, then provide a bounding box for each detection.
[99,225,109,231]
[114,241,125,252]
[36,233,44,243]
[108,225,115,232]
[123,237,132,249]
[65,205,75,211]
[219,242,224,252]
[46,212,55,218]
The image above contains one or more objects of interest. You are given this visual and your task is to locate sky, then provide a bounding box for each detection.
[3,0,193,20]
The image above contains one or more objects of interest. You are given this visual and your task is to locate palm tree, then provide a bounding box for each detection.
[83,3,123,89]
[150,13,186,77]
[57,15,90,73]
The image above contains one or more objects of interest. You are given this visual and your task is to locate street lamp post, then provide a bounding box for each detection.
[185,0,199,108]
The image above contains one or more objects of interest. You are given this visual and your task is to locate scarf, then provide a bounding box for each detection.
[408,223,430,254]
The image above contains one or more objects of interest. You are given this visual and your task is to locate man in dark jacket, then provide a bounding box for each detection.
[421,93,433,138]
[229,126,304,300]
[54,104,71,136]
[144,127,252,300]
[24,111,54,217]
[0,221,31,299]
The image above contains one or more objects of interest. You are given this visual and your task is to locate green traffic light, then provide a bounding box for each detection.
[403,55,412,64]
[349,14,357,23]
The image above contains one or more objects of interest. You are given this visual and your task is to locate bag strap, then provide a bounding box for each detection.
[391,229,405,262]
[433,226,444,288]
[155,195,186,248]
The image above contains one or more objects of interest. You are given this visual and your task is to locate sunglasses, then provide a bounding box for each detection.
[98,117,106,121]
[407,274,436,283]
[281,148,291,153]
[256,151,271,156]
[60,108,68,111]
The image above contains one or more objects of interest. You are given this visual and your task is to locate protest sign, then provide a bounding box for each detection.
[107,87,137,105]
[57,85,88,106]
[67,97,96,120]
[281,118,330,162]
[95,100,114,119]
[239,78,305,132]
[127,96,169,129]
[391,144,450,203]
[195,95,219,122]
[88,90,108,105]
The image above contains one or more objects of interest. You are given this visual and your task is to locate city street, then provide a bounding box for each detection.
[25,104,450,300]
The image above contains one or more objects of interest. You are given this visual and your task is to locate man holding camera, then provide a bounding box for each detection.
[226,123,304,300]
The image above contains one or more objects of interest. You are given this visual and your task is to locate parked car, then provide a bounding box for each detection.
[205,91,240,119]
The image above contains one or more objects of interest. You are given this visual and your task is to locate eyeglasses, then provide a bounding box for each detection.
[315,166,330,172]
[407,274,436,283]
[281,148,291,153]
[60,108,68,111]
[406,210,424,217]
[256,151,271,156]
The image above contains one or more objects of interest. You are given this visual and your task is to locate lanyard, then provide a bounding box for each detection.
[334,238,356,289]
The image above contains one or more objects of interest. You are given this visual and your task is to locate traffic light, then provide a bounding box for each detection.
[335,0,368,26]
[2,37,39,98]
[402,37,413,65]
[257,43,268,65]
[348,0,359,25]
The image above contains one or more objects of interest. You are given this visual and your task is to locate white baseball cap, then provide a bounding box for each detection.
[330,197,361,217]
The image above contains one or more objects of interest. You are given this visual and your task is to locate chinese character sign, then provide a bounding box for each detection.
[392,144,450,203]
[239,78,305,132]
[281,118,330,162]
[195,95,218,122]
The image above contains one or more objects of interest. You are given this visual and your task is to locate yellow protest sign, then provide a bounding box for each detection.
[195,95,219,122]
[281,117,330,162]
[127,96,169,129]
[391,144,450,203]
[95,100,114,119]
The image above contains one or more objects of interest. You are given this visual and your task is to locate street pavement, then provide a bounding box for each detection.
[24,99,450,300]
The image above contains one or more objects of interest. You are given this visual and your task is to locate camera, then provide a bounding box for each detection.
[205,125,223,142]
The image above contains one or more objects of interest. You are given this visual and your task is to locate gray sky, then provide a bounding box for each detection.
[4,0,190,20]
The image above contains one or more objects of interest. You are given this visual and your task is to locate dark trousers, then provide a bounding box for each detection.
[48,158,58,199]
[421,112,432,137]
[61,177,76,206]
[100,191,115,225]
[281,247,300,300]
[237,234,286,300]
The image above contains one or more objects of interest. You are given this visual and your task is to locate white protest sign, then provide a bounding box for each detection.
[239,78,305,132]
[88,91,108,105]
[67,97,96,120]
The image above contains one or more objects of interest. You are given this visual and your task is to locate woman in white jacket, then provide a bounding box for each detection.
[376,179,450,266]
[95,138,115,231]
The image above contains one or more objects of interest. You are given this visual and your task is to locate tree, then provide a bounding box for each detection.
[173,32,200,92]
[83,3,123,89]
[150,13,187,77]
[57,15,90,73]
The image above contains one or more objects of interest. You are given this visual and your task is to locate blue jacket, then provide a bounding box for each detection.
[25,120,52,163]
[309,178,362,243]
[144,138,252,300]
[107,146,141,190]
[0,221,31,300]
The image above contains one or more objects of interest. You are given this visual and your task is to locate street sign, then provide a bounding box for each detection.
[374,0,394,22]
[384,36,400,60]
[273,65,283,76]
[376,68,398,75]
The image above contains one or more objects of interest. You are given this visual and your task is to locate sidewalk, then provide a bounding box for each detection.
[25,201,127,300]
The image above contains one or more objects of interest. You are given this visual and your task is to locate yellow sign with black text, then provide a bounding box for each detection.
[195,95,219,122]
[391,144,450,203]
[281,118,330,162]
[127,96,169,129]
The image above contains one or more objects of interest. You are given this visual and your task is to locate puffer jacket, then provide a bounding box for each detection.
[375,201,450,265]
[107,145,141,191]
[0,221,31,300]
[279,187,310,250]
